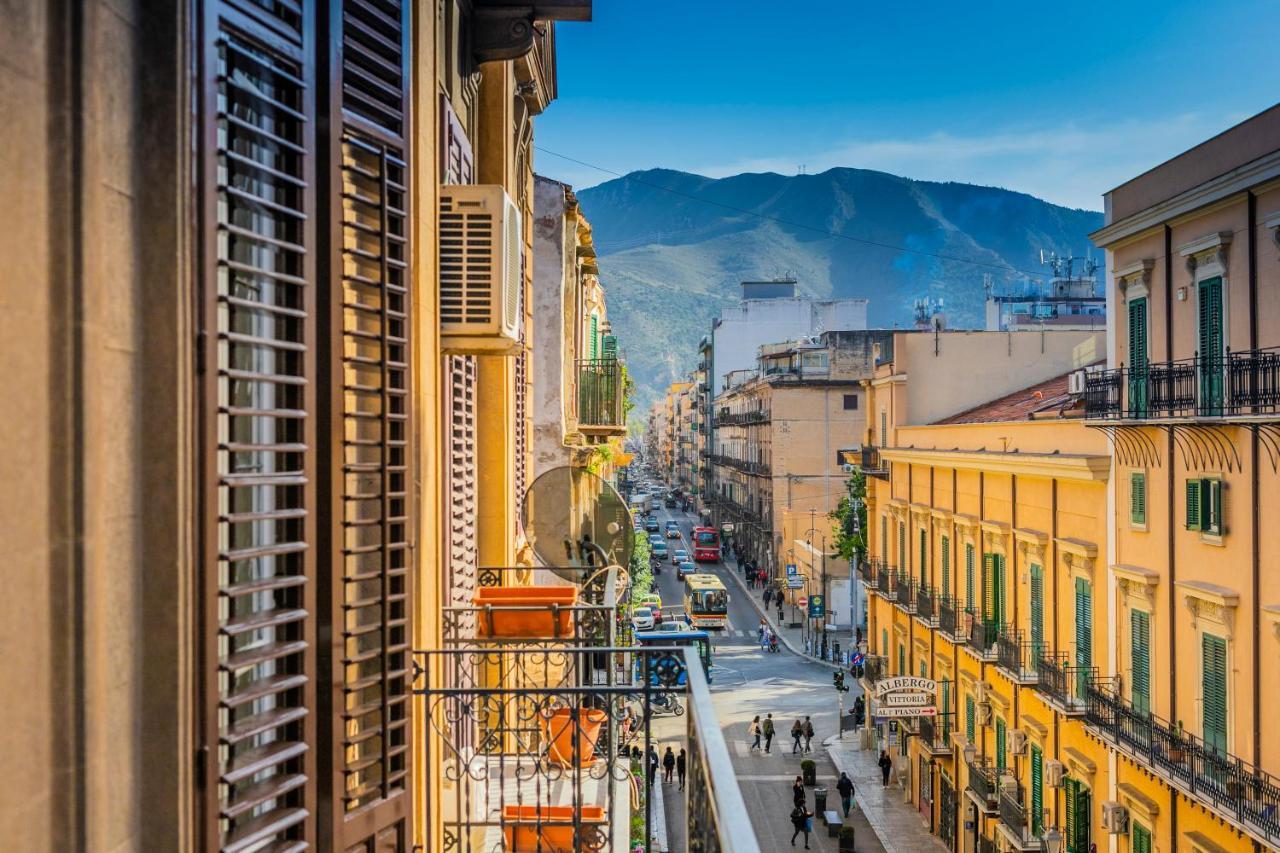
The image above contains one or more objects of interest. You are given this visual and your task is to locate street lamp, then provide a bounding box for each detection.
[1039,828,1063,853]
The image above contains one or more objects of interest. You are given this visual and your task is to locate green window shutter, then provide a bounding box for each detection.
[920,661,928,679]
[995,717,1007,770]
[898,643,906,676]
[1131,610,1151,715]
[899,523,906,570]
[983,553,995,622]
[941,681,953,738]
[965,695,975,742]
[589,313,599,359]
[1075,578,1092,674]
[1064,779,1076,852]
[882,629,888,656]
[1128,297,1148,373]
[1186,479,1202,531]
[1130,472,1146,525]
[1132,823,1151,853]
[1030,564,1044,658]
[965,544,975,610]
[1202,633,1228,754]
[1030,746,1043,836]
[995,554,1007,626]
[920,528,927,586]
[881,515,888,563]
[880,410,887,448]
[941,535,951,596]
[1206,479,1223,535]
[1073,784,1091,853]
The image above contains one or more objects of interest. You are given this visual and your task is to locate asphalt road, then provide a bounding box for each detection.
[638,502,884,852]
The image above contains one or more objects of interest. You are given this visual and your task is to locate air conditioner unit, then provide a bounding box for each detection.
[1008,729,1028,756]
[976,701,992,725]
[439,184,523,354]
[842,463,857,473]
[1101,801,1130,834]
[974,682,989,703]
[1044,759,1066,788]
[1068,369,1087,395]
[999,775,1019,797]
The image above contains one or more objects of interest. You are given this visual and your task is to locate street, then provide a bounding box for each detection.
[643,503,884,852]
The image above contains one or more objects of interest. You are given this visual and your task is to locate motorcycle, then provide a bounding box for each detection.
[648,693,685,717]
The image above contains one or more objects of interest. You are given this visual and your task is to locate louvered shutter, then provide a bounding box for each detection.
[965,544,975,610]
[1131,610,1150,715]
[1073,784,1090,853]
[879,410,887,448]
[446,356,479,631]
[1130,472,1146,525]
[898,643,906,676]
[1030,564,1044,659]
[1132,823,1151,853]
[941,681,952,738]
[965,695,975,742]
[1075,579,1092,676]
[881,516,888,565]
[1128,297,1148,414]
[919,528,927,586]
[1064,778,1076,852]
[994,718,1006,770]
[982,553,995,625]
[589,313,599,360]
[898,522,906,571]
[1198,278,1224,413]
[994,554,1007,627]
[940,535,950,596]
[198,3,317,848]
[1030,746,1043,836]
[1202,633,1228,754]
[1186,479,1202,531]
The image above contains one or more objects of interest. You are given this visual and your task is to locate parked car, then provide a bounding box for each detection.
[676,560,695,581]
[655,619,692,633]
[632,606,656,631]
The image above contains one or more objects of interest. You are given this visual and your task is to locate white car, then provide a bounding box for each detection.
[655,619,691,633]
[632,606,656,631]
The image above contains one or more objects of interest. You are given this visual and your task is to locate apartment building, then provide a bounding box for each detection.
[1083,105,1280,853]
[710,331,893,578]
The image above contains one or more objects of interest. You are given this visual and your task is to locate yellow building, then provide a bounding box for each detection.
[1086,105,1280,853]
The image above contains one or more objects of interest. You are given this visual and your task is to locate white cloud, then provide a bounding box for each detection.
[693,113,1240,210]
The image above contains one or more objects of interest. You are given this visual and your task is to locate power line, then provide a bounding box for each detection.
[536,146,1074,280]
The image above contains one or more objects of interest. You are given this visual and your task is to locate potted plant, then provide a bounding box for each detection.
[502,804,607,852]
[801,758,817,786]
[541,707,610,767]
[474,585,577,637]
[838,824,856,852]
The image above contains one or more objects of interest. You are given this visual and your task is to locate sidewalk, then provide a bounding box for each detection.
[720,558,853,672]
[825,735,948,853]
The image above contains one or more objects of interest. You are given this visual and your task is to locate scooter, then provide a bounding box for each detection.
[648,693,685,717]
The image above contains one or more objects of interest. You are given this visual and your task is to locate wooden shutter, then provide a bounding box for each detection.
[994,554,1006,627]
[919,528,927,586]
[1030,565,1044,657]
[965,544,975,610]
[898,643,906,676]
[197,2,317,848]
[1030,746,1043,836]
[1202,633,1228,754]
[1064,779,1077,853]
[1132,823,1152,853]
[982,553,995,624]
[994,718,1006,770]
[1198,277,1224,411]
[1130,472,1146,525]
[1128,297,1147,371]
[1186,479,1202,531]
[446,356,479,631]
[898,522,906,571]
[1131,609,1150,715]
[881,516,888,564]
[965,695,975,742]
[940,535,950,596]
[879,410,887,448]
[1074,579,1092,673]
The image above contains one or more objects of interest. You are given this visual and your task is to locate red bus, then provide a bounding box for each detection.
[691,527,721,562]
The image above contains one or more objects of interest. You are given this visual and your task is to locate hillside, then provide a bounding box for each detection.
[574,167,1103,412]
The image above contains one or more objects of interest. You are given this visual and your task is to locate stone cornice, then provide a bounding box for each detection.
[880,446,1110,482]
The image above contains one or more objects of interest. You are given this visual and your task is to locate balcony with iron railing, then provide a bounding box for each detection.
[717,409,770,426]
[871,561,895,597]
[1085,680,1280,848]
[1033,651,1092,715]
[996,779,1041,851]
[577,358,625,435]
[938,595,966,641]
[964,611,998,660]
[915,585,937,625]
[893,571,916,613]
[861,655,888,689]
[919,712,954,754]
[965,759,999,813]
[995,628,1040,684]
[707,453,772,477]
[860,445,889,479]
[1084,347,1280,422]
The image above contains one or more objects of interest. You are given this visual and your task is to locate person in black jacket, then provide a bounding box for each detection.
[676,748,687,790]
[878,749,893,787]
[836,772,855,817]
[789,804,812,848]
[792,775,806,807]
[662,746,676,783]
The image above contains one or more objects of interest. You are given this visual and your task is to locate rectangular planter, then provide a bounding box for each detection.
[501,805,607,852]
[473,585,577,637]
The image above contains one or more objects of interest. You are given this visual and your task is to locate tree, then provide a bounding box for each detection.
[829,470,867,564]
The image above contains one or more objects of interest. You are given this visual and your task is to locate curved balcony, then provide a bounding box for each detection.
[1085,348,1280,422]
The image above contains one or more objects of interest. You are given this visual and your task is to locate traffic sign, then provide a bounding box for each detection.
[786,563,797,578]
[807,594,825,619]
[875,706,938,718]
[787,577,805,589]
[797,595,808,608]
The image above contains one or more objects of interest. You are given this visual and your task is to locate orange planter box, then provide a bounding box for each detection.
[472,585,577,637]
[501,804,607,852]
[540,707,609,768]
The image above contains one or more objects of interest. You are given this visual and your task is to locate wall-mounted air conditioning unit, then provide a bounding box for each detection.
[999,775,1019,797]
[1068,369,1087,395]
[1101,801,1130,834]
[1008,729,1027,756]
[439,184,522,354]
[1044,759,1065,788]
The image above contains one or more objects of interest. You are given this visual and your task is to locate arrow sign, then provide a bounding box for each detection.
[875,706,938,718]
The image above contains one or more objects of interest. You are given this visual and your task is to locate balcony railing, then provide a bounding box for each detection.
[577,357,625,431]
[919,712,954,753]
[418,645,760,853]
[862,655,888,687]
[998,781,1041,849]
[966,760,999,812]
[995,628,1039,684]
[893,571,916,612]
[717,410,770,426]
[939,595,965,640]
[708,454,772,477]
[872,561,894,597]
[860,446,889,479]
[916,586,937,624]
[1033,651,1092,714]
[1084,347,1280,421]
[1085,681,1280,848]
[965,612,998,659]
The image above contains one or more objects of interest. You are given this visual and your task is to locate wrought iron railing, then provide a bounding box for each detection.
[998,783,1032,844]
[1084,348,1280,421]
[577,357,625,429]
[965,612,997,657]
[995,628,1039,683]
[869,560,895,596]
[863,655,888,686]
[939,595,964,639]
[916,586,936,622]
[893,571,915,611]
[417,646,759,853]
[919,712,953,751]
[977,836,997,853]
[1033,651,1092,713]
[707,454,771,477]
[717,410,770,426]
[1085,680,1280,847]
[966,759,999,809]
[860,445,889,478]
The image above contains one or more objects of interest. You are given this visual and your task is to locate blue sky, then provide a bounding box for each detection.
[534,0,1280,211]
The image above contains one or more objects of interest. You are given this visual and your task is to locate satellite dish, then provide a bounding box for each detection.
[521,465,634,584]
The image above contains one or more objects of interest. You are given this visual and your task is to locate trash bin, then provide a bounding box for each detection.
[814,787,828,818]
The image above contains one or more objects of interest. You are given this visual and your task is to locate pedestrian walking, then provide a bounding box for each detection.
[647,746,659,788]
[749,715,762,751]
[777,602,784,623]
[662,746,675,783]
[676,748,687,790]
[836,771,854,817]
[763,713,776,753]
[761,627,773,652]
[878,749,893,787]
[764,587,773,608]
[792,775,806,807]
[790,719,803,754]
[789,805,812,849]
[802,716,815,753]
[757,619,767,646]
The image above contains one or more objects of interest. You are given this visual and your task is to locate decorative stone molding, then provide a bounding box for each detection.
[886,498,908,521]
[1056,537,1098,582]
[1264,604,1280,642]
[1116,782,1160,821]
[1063,746,1097,778]
[1112,563,1159,611]
[987,687,1011,714]
[930,507,952,522]
[1115,258,1155,301]
[1019,714,1049,749]
[1179,231,1232,277]
[958,669,978,689]
[1176,580,1240,640]
[980,520,1010,554]
[953,514,980,538]
[1265,211,1280,251]
[1014,528,1049,564]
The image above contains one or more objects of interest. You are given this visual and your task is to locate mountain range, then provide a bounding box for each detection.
[574,167,1104,415]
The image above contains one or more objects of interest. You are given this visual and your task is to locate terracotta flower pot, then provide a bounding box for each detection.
[541,707,609,768]
[501,804,607,853]
[473,585,577,637]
